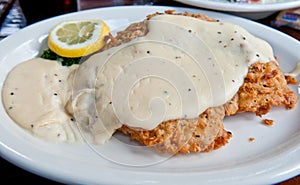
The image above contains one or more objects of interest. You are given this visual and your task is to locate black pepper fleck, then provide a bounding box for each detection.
[231,38,234,41]
[109,101,112,104]
[54,93,58,96]
[188,29,192,33]
[10,92,14,95]
[256,53,260,57]
[58,80,62,82]
[242,37,246,40]
[146,50,150,54]
[31,124,34,128]
[217,31,222,34]
[188,88,191,92]
[70,118,74,121]
[54,74,58,76]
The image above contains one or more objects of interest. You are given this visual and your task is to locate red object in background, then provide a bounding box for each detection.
[18,0,78,25]
[249,0,261,2]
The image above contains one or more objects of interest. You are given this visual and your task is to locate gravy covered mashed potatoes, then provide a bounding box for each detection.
[2,11,298,153]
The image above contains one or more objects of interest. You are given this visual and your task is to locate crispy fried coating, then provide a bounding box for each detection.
[102,11,298,154]
[237,61,298,116]
[120,106,232,154]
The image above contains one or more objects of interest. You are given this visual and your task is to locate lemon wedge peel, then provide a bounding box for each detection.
[48,20,110,58]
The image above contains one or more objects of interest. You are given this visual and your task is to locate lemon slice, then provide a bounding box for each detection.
[48,19,110,58]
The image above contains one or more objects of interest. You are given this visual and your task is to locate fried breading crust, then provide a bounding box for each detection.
[120,106,232,154]
[102,11,232,154]
[237,61,298,116]
[102,11,298,154]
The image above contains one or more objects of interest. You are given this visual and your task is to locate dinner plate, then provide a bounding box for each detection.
[0,5,300,185]
[173,0,300,19]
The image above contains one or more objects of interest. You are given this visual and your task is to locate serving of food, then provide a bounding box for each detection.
[0,6,299,185]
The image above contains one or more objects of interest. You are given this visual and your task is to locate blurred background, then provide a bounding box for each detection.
[0,0,299,41]
[0,0,299,184]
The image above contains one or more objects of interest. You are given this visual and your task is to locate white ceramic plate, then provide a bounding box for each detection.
[173,0,300,19]
[0,5,300,185]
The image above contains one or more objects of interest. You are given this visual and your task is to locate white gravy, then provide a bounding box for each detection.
[2,14,275,144]
[2,58,84,142]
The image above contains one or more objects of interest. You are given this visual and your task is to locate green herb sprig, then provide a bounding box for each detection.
[41,49,82,66]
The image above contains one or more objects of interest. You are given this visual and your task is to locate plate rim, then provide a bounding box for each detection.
[0,5,300,185]
[173,0,300,12]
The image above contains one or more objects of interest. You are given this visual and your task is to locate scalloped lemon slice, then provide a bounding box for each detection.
[48,19,110,58]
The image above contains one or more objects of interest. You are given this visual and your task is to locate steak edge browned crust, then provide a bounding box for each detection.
[120,106,232,154]
[102,10,298,154]
[237,61,298,116]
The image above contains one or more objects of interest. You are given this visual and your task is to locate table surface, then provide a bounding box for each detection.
[0,0,299,184]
